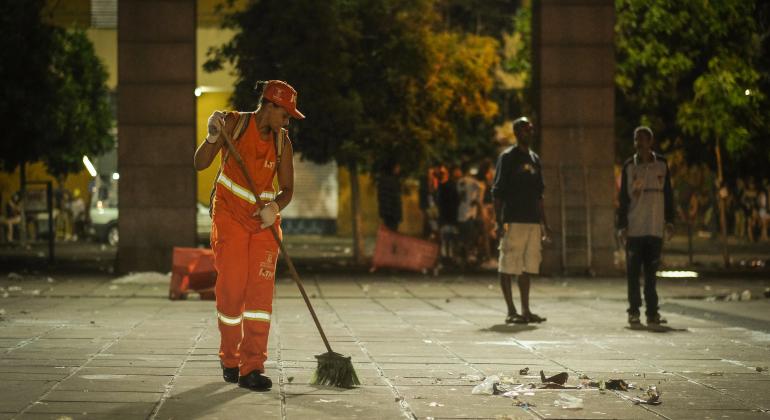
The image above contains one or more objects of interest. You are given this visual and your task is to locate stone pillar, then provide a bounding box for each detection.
[533,0,616,275]
[117,1,197,272]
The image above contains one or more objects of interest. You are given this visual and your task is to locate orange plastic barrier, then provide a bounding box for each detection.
[371,225,439,272]
[169,247,217,300]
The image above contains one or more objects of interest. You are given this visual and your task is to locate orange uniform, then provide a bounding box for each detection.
[211,112,284,375]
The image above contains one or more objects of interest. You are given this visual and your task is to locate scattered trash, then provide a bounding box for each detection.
[740,290,752,301]
[471,375,500,395]
[8,286,21,292]
[499,375,518,385]
[707,372,724,376]
[445,298,451,303]
[112,272,168,285]
[287,376,295,383]
[46,277,55,283]
[540,370,569,385]
[2,292,9,298]
[553,393,583,409]
[605,379,629,391]
[519,367,529,375]
[108,285,119,290]
[0,308,5,318]
[316,399,340,403]
[428,402,444,407]
[394,396,402,402]
[463,374,483,382]
[634,386,661,405]
[20,310,30,315]
[578,373,590,380]
[7,272,23,280]
[29,289,40,296]
[513,400,535,408]
[704,285,712,291]
[756,367,767,373]
[502,390,519,398]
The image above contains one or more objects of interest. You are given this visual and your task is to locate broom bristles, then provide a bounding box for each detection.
[310,352,361,388]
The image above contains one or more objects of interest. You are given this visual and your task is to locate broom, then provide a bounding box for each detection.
[219,126,360,389]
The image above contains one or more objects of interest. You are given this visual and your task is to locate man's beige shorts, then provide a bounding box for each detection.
[498,223,541,275]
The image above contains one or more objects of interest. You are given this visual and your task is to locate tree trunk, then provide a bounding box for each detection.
[347,160,365,265]
[715,140,730,268]
[19,162,28,244]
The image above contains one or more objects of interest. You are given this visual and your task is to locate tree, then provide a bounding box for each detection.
[615,0,766,167]
[44,27,115,179]
[206,0,499,260]
[0,3,114,179]
[0,0,58,173]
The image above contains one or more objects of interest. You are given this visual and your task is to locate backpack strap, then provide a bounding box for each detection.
[209,112,252,217]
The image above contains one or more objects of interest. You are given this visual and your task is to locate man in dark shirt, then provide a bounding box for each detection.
[437,165,461,262]
[491,117,551,324]
[377,160,402,231]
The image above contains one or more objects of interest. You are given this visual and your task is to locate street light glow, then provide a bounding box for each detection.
[194,87,202,97]
[745,89,751,96]
[112,172,119,180]
[82,155,97,177]
[657,270,699,278]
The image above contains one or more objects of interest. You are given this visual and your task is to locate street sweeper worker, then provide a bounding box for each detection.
[193,80,303,391]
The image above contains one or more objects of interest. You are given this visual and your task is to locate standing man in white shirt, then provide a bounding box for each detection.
[617,126,675,328]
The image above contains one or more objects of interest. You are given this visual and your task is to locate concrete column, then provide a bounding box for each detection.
[117,0,197,272]
[533,0,616,275]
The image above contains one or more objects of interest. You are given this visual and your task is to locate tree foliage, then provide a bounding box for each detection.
[615,0,767,171]
[0,1,114,177]
[205,0,499,174]
[0,0,58,171]
[46,27,114,178]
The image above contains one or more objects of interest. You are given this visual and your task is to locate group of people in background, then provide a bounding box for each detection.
[418,158,498,269]
[0,187,87,243]
[670,162,770,243]
[376,153,499,269]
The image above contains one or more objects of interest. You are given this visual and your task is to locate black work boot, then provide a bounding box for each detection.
[646,313,668,325]
[238,370,272,391]
[221,362,239,383]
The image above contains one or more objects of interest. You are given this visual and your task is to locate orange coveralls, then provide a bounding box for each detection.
[211,113,282,375]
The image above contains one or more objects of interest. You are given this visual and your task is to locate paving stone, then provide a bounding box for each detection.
[57,374,170,393]
[43,390,162,403]
[0,381,54,413]
[284,394,403,420]
[23,401,156,416]
[1,275,768,419]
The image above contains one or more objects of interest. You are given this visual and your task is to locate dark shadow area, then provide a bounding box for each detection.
[661,302,770,333]
[480,324,538,333]
[624,325,689,333]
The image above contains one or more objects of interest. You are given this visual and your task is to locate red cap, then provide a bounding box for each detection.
[263,80,305,119]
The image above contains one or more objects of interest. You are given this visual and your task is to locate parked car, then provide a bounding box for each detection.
[88,199,119,245]
[88,202,212,246]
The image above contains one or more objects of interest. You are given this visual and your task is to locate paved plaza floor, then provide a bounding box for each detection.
[0,271,769,419]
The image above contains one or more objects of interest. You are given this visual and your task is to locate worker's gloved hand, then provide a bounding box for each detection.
[258,201,280,229]
[206,111,225,143]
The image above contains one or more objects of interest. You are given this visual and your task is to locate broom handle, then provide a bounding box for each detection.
[219,128,334,354]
